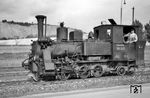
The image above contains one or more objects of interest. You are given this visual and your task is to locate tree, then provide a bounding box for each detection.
[133,19,148,41]
[2,19,7,23]
[145,21,150,42]
[0,37,8,40]
[26,34,35,38]
[133,19,143,32]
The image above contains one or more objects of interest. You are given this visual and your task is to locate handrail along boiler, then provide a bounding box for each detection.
[22,15,146,81]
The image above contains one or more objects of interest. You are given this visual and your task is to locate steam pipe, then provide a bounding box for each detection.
[45,17,47,38]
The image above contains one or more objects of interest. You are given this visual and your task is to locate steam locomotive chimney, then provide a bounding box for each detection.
[35,15,46,40]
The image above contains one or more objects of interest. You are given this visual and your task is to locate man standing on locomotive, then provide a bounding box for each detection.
[124,29,138,43]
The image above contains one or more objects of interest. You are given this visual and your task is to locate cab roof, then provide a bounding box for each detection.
[94,24,139,29]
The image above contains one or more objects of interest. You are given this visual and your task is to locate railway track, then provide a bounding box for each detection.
[0,67,28,77]
[0,65,150,83]
[0,66,150,98]
[0,67,29,82]
[0,67,25,72]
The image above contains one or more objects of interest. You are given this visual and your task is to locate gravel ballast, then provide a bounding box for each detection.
[0,73,150,98]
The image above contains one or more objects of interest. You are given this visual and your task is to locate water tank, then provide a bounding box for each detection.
[57,22,68,41]
[69,30,83,41]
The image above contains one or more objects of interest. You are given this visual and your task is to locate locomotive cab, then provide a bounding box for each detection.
[94,24,146,66]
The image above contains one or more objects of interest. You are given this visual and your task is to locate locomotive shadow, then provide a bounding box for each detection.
[40,73,133,82]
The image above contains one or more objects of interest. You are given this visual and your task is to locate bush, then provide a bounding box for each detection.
[26,34,35,38]
[0,37,8,40]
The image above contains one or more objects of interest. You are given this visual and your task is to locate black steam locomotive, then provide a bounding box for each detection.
[22,15,146,81]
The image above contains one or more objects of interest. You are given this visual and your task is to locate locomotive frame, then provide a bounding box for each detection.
[22,15,146,81]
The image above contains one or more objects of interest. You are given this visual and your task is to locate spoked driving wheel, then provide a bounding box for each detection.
[61,72,70,81]
[93,65,103,78]
[128,66,136,75]
[79,64,90,79]
[57,70,70,81]
[116,66,126,76]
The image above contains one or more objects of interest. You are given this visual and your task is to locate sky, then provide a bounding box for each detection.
[0,0,150,32]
